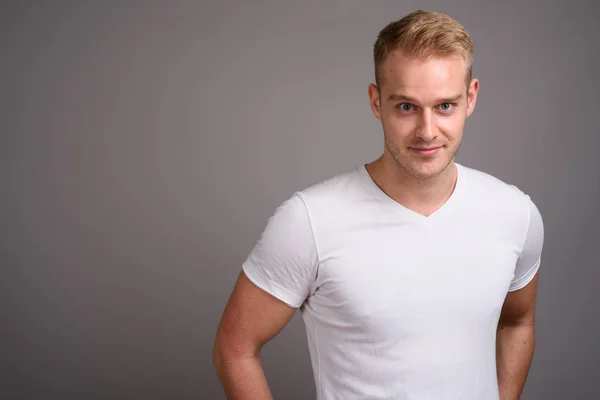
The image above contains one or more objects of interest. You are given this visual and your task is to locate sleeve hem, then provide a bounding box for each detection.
[508,257,540,292]
[242,263,305,308]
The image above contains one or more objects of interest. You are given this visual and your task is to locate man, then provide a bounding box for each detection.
[213,9,544,400]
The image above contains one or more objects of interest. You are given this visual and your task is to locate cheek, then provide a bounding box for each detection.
[438,116,465,138]
[384,114,416,139]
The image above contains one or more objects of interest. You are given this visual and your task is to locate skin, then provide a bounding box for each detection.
[213,272,294,399]
[366,49,478,216]
[496,273,539,400]
[213,48,539,399]
[367,48,538,399]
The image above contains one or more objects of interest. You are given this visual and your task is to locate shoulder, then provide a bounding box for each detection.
[294,165,368,210]
[460,163,531,208]
[458,163,541,237]
[260,165,367,237]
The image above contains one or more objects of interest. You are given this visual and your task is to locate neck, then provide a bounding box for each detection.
[365,156,458,217]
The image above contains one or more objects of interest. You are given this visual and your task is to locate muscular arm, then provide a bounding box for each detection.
[213,270,297,399]
[496,272,539,400]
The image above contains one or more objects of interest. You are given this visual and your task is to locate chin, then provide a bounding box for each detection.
[403,156,452,180]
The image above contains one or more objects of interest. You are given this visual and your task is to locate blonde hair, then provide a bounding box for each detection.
[373,10,474,89]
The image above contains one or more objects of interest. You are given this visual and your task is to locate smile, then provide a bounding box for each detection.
[410,146,442,156]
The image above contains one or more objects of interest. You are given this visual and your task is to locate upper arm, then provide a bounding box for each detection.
[501,196,544,326]
[214,192,319,357]
[508,197,544,292]
[499,272,539,326]
[214,270,297,358]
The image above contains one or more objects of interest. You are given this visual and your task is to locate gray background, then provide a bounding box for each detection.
[2,0,599,399]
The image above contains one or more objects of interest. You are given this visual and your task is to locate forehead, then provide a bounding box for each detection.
[380,49,467,99]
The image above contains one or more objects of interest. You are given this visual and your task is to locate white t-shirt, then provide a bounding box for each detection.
[242,162,544,399]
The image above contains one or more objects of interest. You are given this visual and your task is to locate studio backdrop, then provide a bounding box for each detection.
[2,1,599,399]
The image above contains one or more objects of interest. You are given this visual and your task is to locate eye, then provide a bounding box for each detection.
[439,103,453,112]
[397,103,414,111]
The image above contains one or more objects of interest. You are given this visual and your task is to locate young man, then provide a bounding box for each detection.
[213,10,544,400]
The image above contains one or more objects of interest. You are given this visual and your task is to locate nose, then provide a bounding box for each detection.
[416,109,436,141]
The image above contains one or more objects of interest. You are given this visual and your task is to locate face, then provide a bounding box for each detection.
[368,49,479,181]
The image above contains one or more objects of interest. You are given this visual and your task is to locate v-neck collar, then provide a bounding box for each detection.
[357,162,468,228]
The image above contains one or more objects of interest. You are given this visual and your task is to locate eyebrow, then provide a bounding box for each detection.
[387,93,463,103]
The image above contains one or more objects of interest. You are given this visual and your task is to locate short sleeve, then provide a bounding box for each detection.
[508,197,544,291]
[242,193,319,308]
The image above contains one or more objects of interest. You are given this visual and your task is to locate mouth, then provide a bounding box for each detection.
[410,146,442,156]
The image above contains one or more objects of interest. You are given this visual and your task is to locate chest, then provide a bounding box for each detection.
[310,220,521,332]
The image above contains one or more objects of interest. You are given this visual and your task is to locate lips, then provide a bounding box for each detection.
[410,146,442,156]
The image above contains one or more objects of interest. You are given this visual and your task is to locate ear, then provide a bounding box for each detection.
[368,83,382,121]
[466,78,479,118]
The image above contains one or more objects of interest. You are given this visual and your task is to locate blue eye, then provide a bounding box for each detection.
[440,103,452,111]
[399,103,413,111]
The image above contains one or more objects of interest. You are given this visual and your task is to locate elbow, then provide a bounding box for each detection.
[212,340,224,373]
[212,331,260,374]
[212,335,233,376]
[212,330,231,376]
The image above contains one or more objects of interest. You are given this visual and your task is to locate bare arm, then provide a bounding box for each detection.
[496,272,539,400]
[213,270,297,399]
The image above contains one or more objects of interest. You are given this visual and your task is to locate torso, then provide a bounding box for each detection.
[297,162,529,399]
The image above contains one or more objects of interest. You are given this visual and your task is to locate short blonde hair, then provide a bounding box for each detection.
[373,10,474,89]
